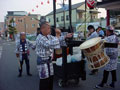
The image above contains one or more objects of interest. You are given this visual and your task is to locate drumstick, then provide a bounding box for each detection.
[17,57,21,70]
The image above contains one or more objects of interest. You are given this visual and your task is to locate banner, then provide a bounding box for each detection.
[59,4,69,11]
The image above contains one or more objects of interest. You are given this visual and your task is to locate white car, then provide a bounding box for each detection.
[114,30,120,36]
[73,33,78,38]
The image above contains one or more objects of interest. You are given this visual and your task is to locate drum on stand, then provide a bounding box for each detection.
[79,37,109,69]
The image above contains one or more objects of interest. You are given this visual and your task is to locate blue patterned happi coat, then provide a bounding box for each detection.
[104,34,119,71]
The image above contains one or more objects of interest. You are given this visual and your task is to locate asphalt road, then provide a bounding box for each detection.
[0,40,120,90]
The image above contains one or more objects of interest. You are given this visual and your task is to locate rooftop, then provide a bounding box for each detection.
[46,2,84,16]
[7,11,41,17]
[97,0,120,10]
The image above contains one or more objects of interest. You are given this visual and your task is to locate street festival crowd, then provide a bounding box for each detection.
[15,21,119,90]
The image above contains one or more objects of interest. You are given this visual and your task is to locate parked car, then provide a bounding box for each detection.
[114,30,120,36]
[73,33,78,39]
[26,34,36,41]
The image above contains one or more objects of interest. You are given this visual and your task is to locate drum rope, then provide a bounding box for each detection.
[83,41,105,56]
[83,40,110,69]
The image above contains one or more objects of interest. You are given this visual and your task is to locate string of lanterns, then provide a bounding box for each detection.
[14,0,69,25]
[31,0,51,13]
[29,0,68,14]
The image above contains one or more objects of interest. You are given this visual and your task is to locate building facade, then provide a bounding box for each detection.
[114,15,120,29]
[0,22,5,34]
[97,0,120,27]
[5,11,41,34]
[46,2,99,29]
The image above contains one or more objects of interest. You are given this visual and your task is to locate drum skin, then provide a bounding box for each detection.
[84,43,100,53]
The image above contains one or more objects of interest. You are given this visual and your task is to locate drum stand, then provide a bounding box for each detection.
[56,40,86,87]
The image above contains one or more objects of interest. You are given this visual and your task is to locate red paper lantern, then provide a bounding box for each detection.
[36,5,39,8]
[87,0,95,9]
[41,2,43,5]
[32,9,34,12]
[47,0,50,4]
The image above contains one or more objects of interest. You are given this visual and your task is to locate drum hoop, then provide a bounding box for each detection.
[85,40,110,69]
[83,41,104,56]
[80,37,101,50]
[88,57,110,70]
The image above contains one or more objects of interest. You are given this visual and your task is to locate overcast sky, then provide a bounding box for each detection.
[0,0,106,22]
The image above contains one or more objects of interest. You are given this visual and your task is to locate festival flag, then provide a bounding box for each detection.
[59,3,69,11]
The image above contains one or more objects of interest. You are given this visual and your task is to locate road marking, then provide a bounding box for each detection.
[0,46,2,59]
[7,43,11,45]
[0,46,2,50]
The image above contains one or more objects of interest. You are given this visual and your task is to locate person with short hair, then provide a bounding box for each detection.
[36,21,72,90]
[16,32,34,77]
[87,25,98,40]
[95,26,119,89]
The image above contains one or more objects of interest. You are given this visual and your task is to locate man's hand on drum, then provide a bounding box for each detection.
[65,33,73,39]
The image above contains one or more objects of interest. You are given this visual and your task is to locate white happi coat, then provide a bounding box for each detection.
[16,39,34,61]
[104,34,119,71]
[36,34,65,79]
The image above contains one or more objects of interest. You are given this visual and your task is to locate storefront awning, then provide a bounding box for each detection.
[97,0,120,10]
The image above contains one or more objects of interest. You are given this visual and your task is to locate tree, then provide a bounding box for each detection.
[100,17,105,20]
[8,18,17,40]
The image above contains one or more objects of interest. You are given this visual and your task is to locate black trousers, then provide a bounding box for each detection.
[101,70,117,84]
[39,76,54,90]
[82,51,85,59]
[91,69,98,73]
[19,54,30,74]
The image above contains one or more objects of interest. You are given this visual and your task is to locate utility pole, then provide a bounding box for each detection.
[107,10,110,26]
[53,0,56,28]
[63,0,65,29]
[69,0,72,32]
[12,16,15,40]
[84,0,87,39]
[53,0,56,61]
[24,16,26,34]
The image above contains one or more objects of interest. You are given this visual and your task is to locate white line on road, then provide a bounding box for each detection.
[0,46,2,59]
